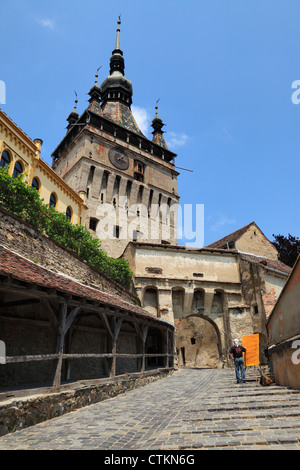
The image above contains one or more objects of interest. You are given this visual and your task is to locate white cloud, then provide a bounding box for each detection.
[36,18,56,31]
[220,127,233,143]
[131,106,151,136]
[211,215,237,232]
[165,131,189,148]
[131,107,189,149]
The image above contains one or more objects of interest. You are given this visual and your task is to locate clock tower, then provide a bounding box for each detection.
[52,19,180,258]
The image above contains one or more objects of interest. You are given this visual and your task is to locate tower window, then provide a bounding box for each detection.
[137,185,144,204]
[114,225,121,239]
[134,161,144,182]
[101,171,109,190]
[89,218,98,231]
[126,180,132,201]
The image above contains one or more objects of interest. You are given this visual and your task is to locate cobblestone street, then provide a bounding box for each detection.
[1,368,300,451]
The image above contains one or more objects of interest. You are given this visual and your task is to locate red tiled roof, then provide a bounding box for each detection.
[240,253,292,275]
[0,245,166,325]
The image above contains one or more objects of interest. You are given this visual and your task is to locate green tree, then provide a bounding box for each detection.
[272,233,300,268]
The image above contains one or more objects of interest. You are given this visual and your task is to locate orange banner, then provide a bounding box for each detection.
[242,334,259,367]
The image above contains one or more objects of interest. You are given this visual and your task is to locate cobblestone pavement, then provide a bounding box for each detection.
[1,368,300,450]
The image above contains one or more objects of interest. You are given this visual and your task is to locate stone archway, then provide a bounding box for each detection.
[175,314,222,368]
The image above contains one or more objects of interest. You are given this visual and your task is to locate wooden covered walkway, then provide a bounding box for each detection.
[0,244,175,389]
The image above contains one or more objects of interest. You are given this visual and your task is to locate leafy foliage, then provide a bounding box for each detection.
[272,233,300,268]
[0,167,133,289]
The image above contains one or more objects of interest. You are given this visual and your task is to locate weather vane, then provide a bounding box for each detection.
[155,98,160,116]
[95,66,102,84]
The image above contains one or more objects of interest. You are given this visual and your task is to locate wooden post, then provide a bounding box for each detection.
[53,303,67,387]
[99,311,113,377]
[165,329,169,368]
[133,322,148,373]
[110,318,123,378]
[52,304,81,387]
[141,326,149,373]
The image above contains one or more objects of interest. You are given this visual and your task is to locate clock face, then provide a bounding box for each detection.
[108,147,129,170]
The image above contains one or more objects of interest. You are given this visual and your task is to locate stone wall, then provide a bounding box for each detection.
[236,225,278,260]
[0,207,137,306]
[122,243,289,368]
[0,369,173,437]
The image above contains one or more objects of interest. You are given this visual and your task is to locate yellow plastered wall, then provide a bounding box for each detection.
[0,111,86,226]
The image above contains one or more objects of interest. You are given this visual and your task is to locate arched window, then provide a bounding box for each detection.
[66,206,72,221]
[172,288,185,319]
[31,177,40,191]
[143,287,158,317]
[0,151,11,168]
[13,161,23,179]
[49,193,57,209]
[191,289,205,314]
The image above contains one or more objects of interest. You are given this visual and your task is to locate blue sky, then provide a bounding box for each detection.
[1,0,300,247]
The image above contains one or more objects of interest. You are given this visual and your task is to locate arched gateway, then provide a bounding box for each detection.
[175,314,223,368]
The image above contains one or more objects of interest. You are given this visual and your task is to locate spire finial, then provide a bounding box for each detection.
[155,98,160,118]
[95,66,102,85]
[73,91,78,111]
[115,16,121,50]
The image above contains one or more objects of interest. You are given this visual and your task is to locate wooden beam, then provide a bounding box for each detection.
[110,317,123,378]
[53,303,67,387]
[0,298,40,308]
[5,352,171,364]
[133,321,143,341]
[65,306,81,334]
[41,298,62,335]
[99,311,114,339]
[141,326,149,373]
[165,329,169,368]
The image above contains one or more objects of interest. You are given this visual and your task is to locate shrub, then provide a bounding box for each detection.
[0,167,133,289]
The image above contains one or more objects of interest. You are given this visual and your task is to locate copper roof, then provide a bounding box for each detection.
[102,101,144,136]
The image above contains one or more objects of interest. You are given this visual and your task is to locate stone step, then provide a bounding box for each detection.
[162,429,300,450]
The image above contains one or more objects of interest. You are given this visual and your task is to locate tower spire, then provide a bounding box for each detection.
[88,66,102,104]
[115,16,121,51]
[66,92,79,131]
[151,100,168,149]
[110,16,125,76]
[100,17,133,107]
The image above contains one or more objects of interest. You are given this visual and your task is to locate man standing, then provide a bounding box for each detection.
[229,339,246,383]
